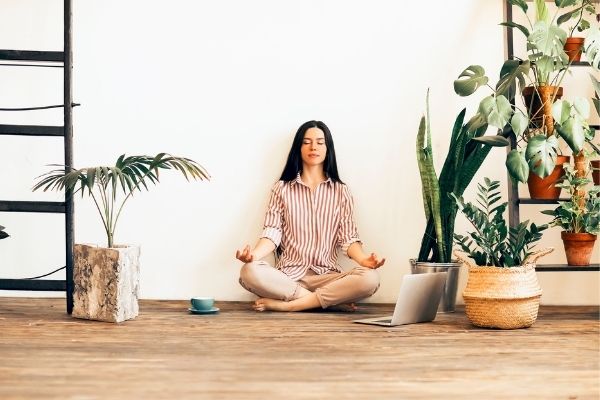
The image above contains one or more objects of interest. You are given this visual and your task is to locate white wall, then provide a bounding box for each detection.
[0,0,598,305]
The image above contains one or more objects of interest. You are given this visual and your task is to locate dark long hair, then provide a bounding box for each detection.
[279,120,343,183]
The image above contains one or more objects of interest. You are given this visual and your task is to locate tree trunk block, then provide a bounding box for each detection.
[72,244,140,323]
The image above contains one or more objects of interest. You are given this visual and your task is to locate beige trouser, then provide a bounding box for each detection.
[239,261,380,309]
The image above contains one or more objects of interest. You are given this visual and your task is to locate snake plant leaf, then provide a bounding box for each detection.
[529,21,567,58]
[478,95,512,129]
[500,22,530,38]
[552,99,571,125]
[584,28,600,69]
[557,117,586,153]
[510,110,529,137]
[526,134,559,178]
[573,97,590,120]
[506,150,530,183]
[496,60,530,98]
[471,135,510,147]
[454,65,489,97]
[508,0,528,13]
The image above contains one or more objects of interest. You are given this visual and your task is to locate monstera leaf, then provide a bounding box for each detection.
[478,95,513,129]
[510,110,529,137]
[591,74,600,117]
[529,21,568,58]
[506,149,530,183]
[525,134,559,178]
[496,60,530,99]
[454,65,489,97]
[557,117,586,153]
[584,28,600,69]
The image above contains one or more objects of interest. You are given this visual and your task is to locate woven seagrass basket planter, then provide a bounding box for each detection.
[455,248,553,330]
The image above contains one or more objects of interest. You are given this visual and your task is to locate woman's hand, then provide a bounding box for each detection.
[358,252,386,269]
[235,245,254,263]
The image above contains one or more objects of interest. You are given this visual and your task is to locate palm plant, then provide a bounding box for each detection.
[33,153,210,248]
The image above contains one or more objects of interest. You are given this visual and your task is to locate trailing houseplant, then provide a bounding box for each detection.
[33,153,209,322]
[556,0,598,62]
[451,178,552,329]
[541,163,600,265]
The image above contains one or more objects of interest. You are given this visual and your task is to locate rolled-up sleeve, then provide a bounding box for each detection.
[260,181,284,247]
[338,185,361,255]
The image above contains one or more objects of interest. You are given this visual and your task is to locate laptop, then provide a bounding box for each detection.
[353,272,447,327]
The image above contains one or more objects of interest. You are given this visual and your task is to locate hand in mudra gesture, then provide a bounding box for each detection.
[359,253,385,269]
[235,245,254,263]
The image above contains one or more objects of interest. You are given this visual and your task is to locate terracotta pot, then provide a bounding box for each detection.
[561,232,597,266]
[591,160,600,186]
[564,37,584,62]
[522,86,563,135]
[527,155,570,199]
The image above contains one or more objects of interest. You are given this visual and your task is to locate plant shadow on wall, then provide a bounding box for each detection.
[497,0,600,199]
[33,153,210,323]
[452,178,552,329]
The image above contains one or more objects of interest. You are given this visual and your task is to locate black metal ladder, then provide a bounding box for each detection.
[0,0,75,312]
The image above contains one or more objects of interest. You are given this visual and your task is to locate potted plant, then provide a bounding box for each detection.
[500,1,600,198]
[557,0,598,62]
[33,153,209,322]
[0,225,8,240]
[452,178,551,329]
[541,164,599,265]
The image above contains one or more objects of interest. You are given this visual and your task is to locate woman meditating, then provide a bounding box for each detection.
[236,120,385,312]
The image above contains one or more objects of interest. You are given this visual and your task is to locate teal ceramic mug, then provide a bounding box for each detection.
[191,297,214,311]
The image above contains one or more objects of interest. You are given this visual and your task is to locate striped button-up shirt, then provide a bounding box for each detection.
[260,173,361,281]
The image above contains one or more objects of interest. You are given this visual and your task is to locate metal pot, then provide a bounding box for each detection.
[410,259,461,313]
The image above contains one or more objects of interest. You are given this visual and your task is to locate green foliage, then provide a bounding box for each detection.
[556,0,597,35]
[453,178,548,267]
[541,164,600,234]
[0,225,8,240]
[33,153,210,248]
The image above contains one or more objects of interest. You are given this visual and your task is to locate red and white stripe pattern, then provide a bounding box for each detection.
[261,173,361,281]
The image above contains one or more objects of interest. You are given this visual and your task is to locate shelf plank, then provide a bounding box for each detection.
[0,49,64,63]
[0,124,64,137]
[0,279,66,291]
[536,264,600,272]
[519,198,569,205]
[0,201,66,213]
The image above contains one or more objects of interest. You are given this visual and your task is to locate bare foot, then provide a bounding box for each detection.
[253,298,291,312]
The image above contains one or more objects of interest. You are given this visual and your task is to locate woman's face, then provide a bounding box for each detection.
[301,127,327,167]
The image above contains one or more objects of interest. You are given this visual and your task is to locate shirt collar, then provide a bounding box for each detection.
[291,172,332,187]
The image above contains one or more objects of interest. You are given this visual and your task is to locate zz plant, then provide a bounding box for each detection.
[33,153,209,248]
[452,178,548,267]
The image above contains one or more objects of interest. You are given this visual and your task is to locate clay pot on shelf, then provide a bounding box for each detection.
[564,37,584,63]
[561,232,597,266]
[527,155,570,200]
[591,160,600,186]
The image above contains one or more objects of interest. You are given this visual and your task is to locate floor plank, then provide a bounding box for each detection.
[0,298,598,399]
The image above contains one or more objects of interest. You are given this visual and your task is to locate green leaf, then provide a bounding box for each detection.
[454,65,489,97]
[471,135,510,147]
[509,0,528,13]
[584,28,600,70]
[552,100,571,125]
[510,110,529,137]
[557,117,586,153]
[526,134,559,178]
[557,9,580,26]
[478,95,513,129]
[535,0,550,24]
[573,97,590,120]
[496,60,530,99]
[529,21,567,58]
[500,22,530,38]
[506,149,530,183]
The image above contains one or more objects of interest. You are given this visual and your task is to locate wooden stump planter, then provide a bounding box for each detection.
[72,244,141,323]
[454,248,553,329]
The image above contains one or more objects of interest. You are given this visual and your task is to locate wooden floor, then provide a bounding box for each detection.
[0,298,598,400]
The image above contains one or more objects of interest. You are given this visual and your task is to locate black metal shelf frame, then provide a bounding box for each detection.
[0,0,75,313]
[503,0,599,273]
